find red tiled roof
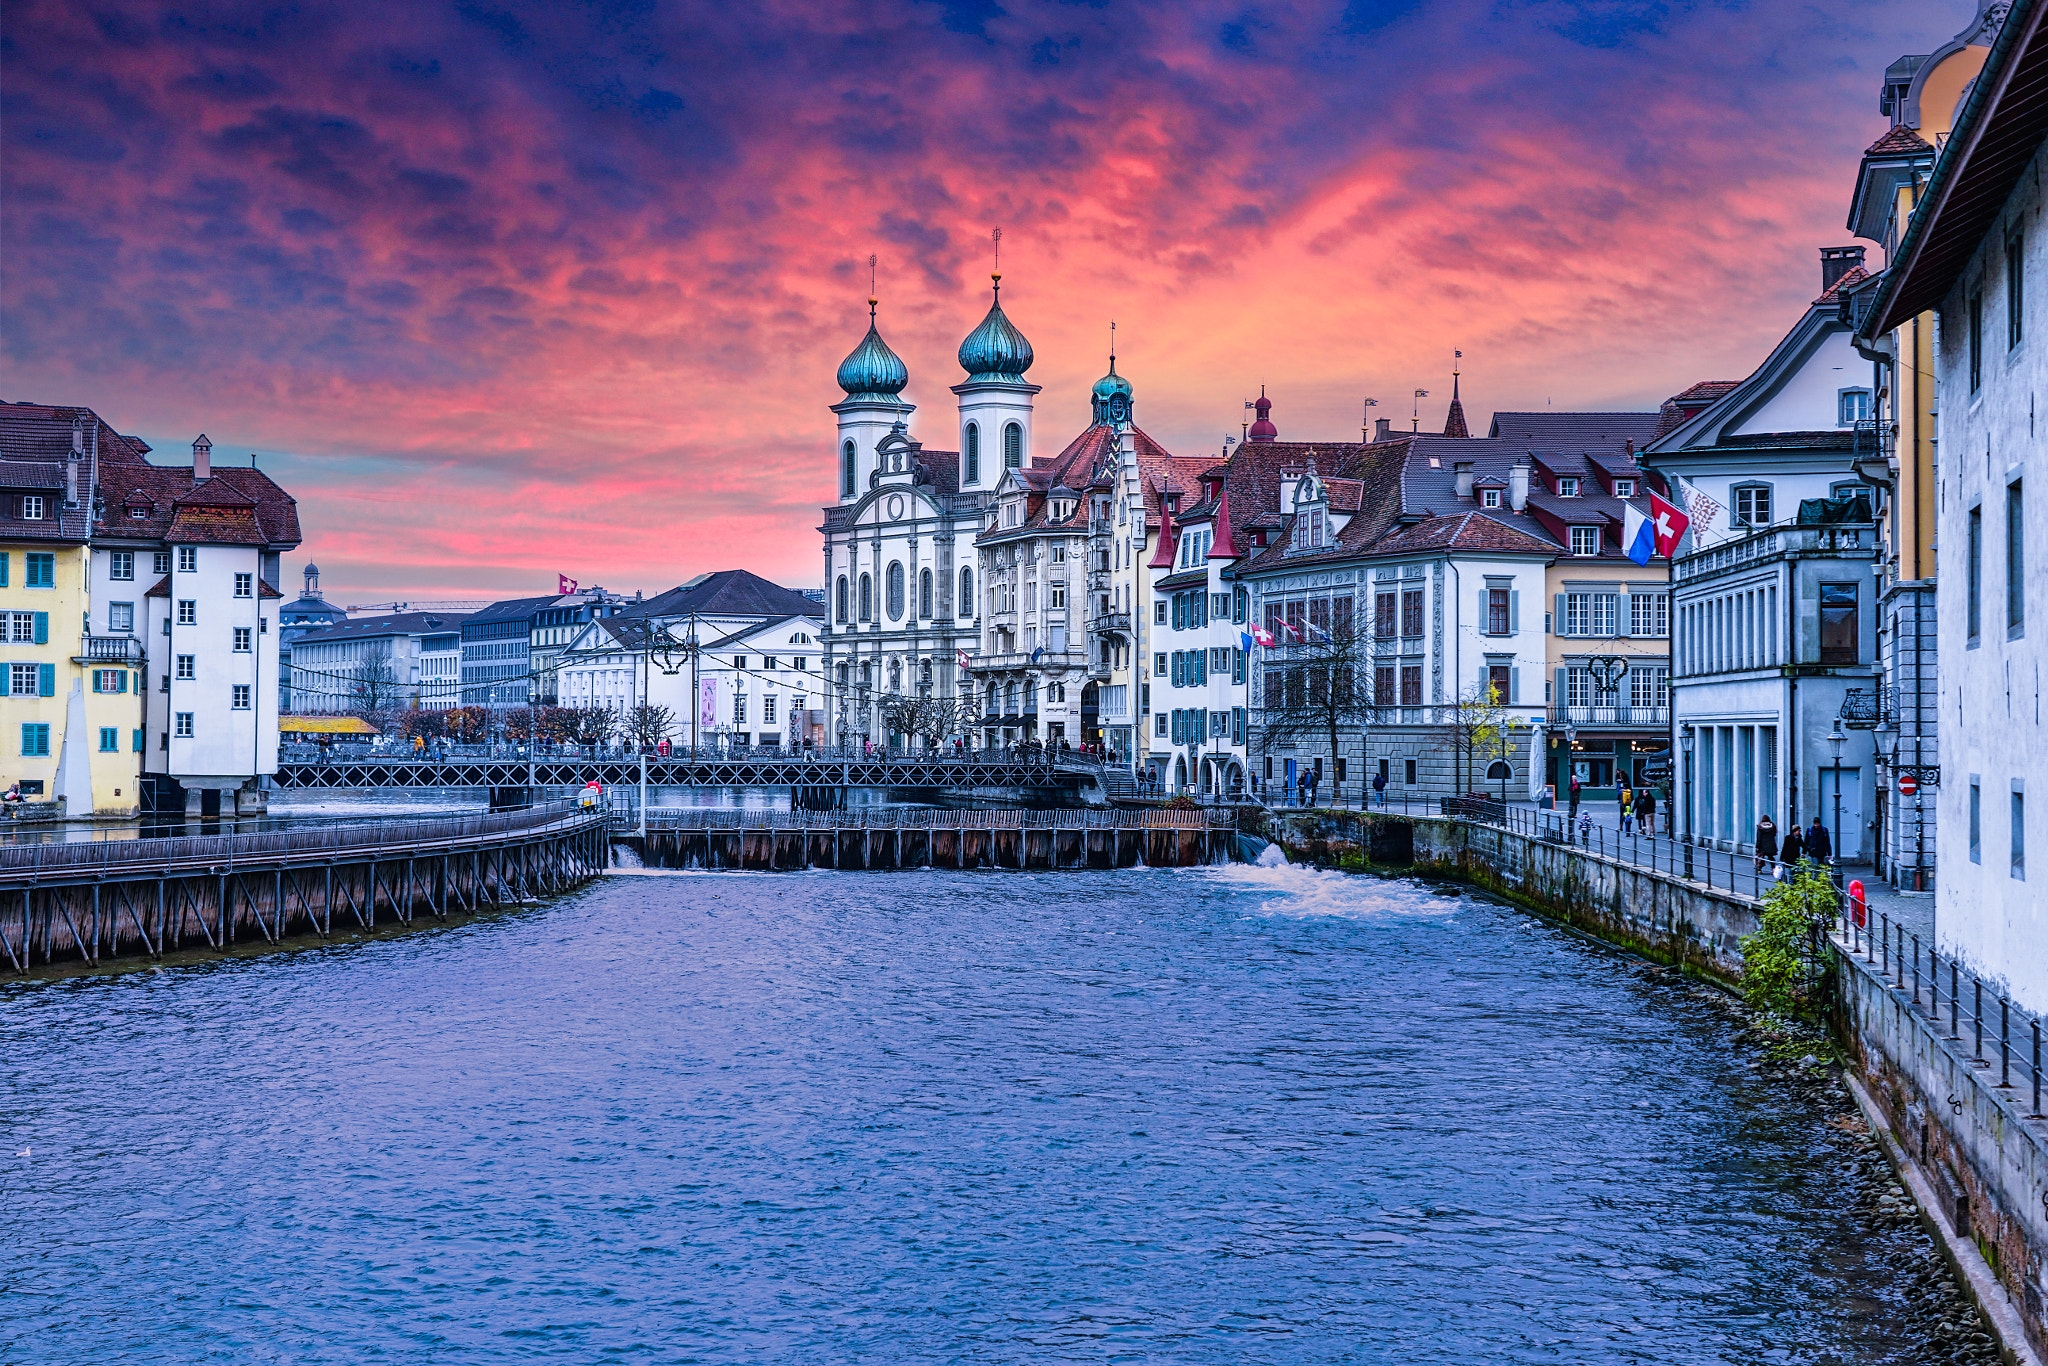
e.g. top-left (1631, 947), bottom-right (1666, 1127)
top-left (1813, 263), bottom-right (1873, 305)
top-left (1865, 123), bottom-right (1935, 156)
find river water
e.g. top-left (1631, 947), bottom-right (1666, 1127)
top-left (0, 866), bottom-right (1931, 1363)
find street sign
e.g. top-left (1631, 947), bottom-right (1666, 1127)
top-left (1898, 774), bottom-right (1919, 797)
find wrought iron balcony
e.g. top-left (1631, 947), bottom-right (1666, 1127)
top-left (1089, 611), bottom-right (1132, 638)
top-left (1546, 703), bottom-right (1670, 728)
top-left (73, 634), bottom-right (146, 665)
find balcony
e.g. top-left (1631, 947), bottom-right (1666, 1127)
top-left (73, 634), bottom-right (146, 665)
top-left (1546, 704), bottom-right (1670, 728)
top-left (1089, 612), bottom-right (1132, 638)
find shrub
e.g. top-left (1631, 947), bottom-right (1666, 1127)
top-left (1739, 866), bottom-right (1838, 1021)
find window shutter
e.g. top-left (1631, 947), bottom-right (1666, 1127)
top-left (1554, 594), bottom-right (1566, 635)
top-left (0, 554), bottom-right (9, 586)
top-left (1478, 590), bottom-right (1489, 633)
top-left (1509, 591), bottom-right (1520, 633)
top-left (0, 669), bottom-right (10, 697)
top-left (1478, 665), bottom-right (1490, 695)
top-left (119, 671), bottom-right (129, 694)
top-left (32, 612), bottom-right (47, 645)
top-left (1555, 668), bottom-right (1567, 708)
top-left (1509, 667), bottom-right (1521, 704)
top-left (38, 664), bottom-right (54, 697)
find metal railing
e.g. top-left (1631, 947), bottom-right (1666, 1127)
top-left (1833, 897), bottom-right (2047, 1120)
top-left (0, 802), bottom-right (601, 883)
top-left (1547, 703), bottom-right (1671, 726)
top-left (638, 807), bottom-right (1233, 830)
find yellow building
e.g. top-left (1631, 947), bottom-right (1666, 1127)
top-left (1841, 5), bottom-right (1997, 889)
top-left (0, 406), bottom-right (147, 817)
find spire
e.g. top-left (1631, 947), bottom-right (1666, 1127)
top-left (836, 288), bottom-right (910, 401)
top-left (1147, 495), bottom-right (1178, 569)
top-left (1091, 324), bottom-right (1135, 425)
top-left (957, 273), bottom-right (1035, 381)
top-left (1442, 355), bottom-right (1469, 439)
top-left (1247, 386), bottom-right (1277, 442)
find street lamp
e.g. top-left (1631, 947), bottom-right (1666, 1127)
top-left (1872, 714), bottom-right (1897, 881)
top-left (1826, 718), bottom-right (1848, 874)
top-left (1680, 723), bottom-right (1695, 879)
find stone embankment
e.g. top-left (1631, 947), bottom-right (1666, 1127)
top-left (1260, 807), bottom-right (2047, 1366)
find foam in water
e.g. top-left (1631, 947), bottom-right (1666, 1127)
top-left (1254, 842), bottom-right (1289, 867)
top-left (611, 843), bottom-right (644, 869)
top-left (1201, 860), bottom-right (1459, 920)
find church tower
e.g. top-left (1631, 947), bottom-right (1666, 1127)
top-left (832, 297), bottom-right (911, 504)
top-left (952, 273), bottom-right (1038, 487)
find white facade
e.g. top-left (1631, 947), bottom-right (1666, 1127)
top-left (138, 541), bottom-right (282, 808)
top-left (1925, 140), bottom-right (2048, 1012)
top-left (287, 613), bottom-right (470, 714)
top-left (559, 612), bottom-right (823, 750)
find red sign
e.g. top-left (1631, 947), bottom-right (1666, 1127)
top-left (1898, 774), bottom-right (1919, 796)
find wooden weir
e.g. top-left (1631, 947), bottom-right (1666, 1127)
top-left (624, 808), bottom-right (1238, 872)
top-left (0, 804), bottom-right (610, 975)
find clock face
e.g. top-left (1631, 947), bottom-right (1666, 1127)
top-left (1108, 396), bottom-right (1130, 423)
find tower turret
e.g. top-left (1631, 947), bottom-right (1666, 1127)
top-left (953, 273), bottom-right (1039, 489)
top-left (832, 296), bottom-right (914, 504)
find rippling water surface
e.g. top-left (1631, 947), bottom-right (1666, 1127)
top-left (1, 867), bottom-right (1915, 1363)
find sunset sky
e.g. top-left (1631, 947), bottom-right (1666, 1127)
top-left (3, 0), bottom-right (1976, 605)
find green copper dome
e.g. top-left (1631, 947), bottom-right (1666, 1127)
top-left (1090, 356), bottom-right (1134, 425)
top-left (957, 277), bottom-right (1034, 382)
top-left (837, 302), bottom-right (909, 400)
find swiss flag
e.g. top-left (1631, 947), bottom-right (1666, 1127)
top-left (1648, 491), bottom-right (1690, 558)
top-left (559, 573), bottom-right (579, 595)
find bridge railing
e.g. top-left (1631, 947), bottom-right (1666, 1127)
top-left (281, 744), bottom-right (1128, 770)
top-left (636, 807), bottom-right (1232, 830)
top-left (0, 802), bottom-right (602, 883)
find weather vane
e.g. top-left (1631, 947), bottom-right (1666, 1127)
top-left (868, 253), bottom-right (877, 296)
top-left (992, 226), bottom-right (1001, 274)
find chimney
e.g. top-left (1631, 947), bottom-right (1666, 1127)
top-left (192, 434), bottom-right (212, 481)
top-left (1820, 245), bottom-right (1866, 293)
top-left (1453, 460), bottom-right (1474, 500)
top-left (1509, 461), bottom-right (1530, 512)
top-left (1373, 417), bottom-right (1392, 441)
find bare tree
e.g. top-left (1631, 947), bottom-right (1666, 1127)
top-left (626, 704), bottom-right (676, 751)
top-left (347, 647), bottom-right (401, 721)
top-left (879, 693), bottom-right (973, 751)
top-left (572, 705), bottom-right (620, 748)
top-left (1256, 626), bottom-right (1381, 799)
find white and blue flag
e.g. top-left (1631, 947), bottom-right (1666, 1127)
top-left (1622, 502), bottom-right (1656, 566)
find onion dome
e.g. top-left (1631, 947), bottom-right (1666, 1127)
top-left (1248, 388), bottom-right (1277, 442)
top-left (957, 275), bottom-right (1035, 381)
top-left (836, 299), bottom-right (909, 400)
top-left (1090, 356), bottom-right (1135, 425)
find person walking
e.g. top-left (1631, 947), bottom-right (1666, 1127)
top-left (1372, 770), bottom-right (1387, 808)
top-left (1752, 813), bottom-right (1778, 874)
top-left (1618, 783), bottom-right (1634, 836)
top-left (1806, 815), bottom-right (1833, 865)
top-left (1635, 785), bottom-right (1657, 838)
top-left (1779, 823), bottom-right (1805, 870)
top-left (1567, 774), bottom-right (1582, 821)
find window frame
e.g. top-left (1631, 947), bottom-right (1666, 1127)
top-left (21, 495), bottom-right (44, 521)
top-left (1569, 525), bottom-right (1601, 557)
top-left (2010, 230), bottom-right (2027, 351)
top-left (1732, 483), bottom-right (1773, 528)
top-left (109, 551), bottom-right (133, 582)
top-left (2009, 479), bottom-right (2026, 639)
top-left (177, 546), bottom-right (198, 572)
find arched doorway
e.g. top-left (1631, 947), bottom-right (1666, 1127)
top-left (1173, 756), bottom-right (1187, 792)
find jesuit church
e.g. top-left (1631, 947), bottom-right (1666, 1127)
top-left (819, 274), bottom-right (1203, 756)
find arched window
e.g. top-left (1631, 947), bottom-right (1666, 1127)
top-left (859, 573), bottom-right (872, 621)
top-left (835, 576), bottom-right (849, 623)
top-left (886, 562), bottom-right (905, 621)
top-left (959, 567), bottom-right (974, 616)
top-left (986, 683), bottom-right (998, 714)
top-left (888, 658), bottom-right (902, 692)
top-left (919, 567), bottom-right (933, 619)
top-left (842, 440), bottom-right (856, 498)
top-left (964, 423), bottom-right (980, 485)
top-left (1003, 422), bottom-right (1023, 468)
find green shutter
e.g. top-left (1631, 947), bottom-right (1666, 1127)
top-left (133, 729), bottom-right (144, 753)
top-left (119, 671), bottom-right (129, 694)
top-left (0, 553), bottom-right (9, 586)
top-left (0, 668), bottom-right (10, 698)
top-left (32, 612), bottom-right (47, 645)
top-left (38, 664), bottom-right (54, 697)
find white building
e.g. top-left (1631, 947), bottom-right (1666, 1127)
top-left (1644, 250), bottom-right (1884, 860)
top-left (92, 435), bottom-right (302, 816)
top-left (818, 291), bottom-right (994, 749)
top-left (1868, 0), bottom-right (2048, 1010)
top-left (286, 611), bottom-right (473, 714)
top-left (557, 570), bottom-right (824, 750)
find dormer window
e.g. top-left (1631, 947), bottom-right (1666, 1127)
top-left (1569, 525), bottom-right (1602, 556)
top-left (1614, 479), bottom-right (1635, 498)
top-left (1481, 488), bottom-right (1501, 509)
top-left (21, 496), bottom-right (43, 520)
top-left (127, 504), bottom-right (148, 518)
top-left (1556, 477), bottom-right (1581, 498)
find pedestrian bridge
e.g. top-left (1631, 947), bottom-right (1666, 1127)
top-left (273, 752), bottom-right (1111, 801)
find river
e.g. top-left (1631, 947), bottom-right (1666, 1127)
top-left (0, 865), bottom-right (1938, 1362)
